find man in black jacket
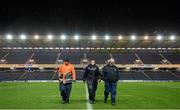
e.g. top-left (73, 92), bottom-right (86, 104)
top-left (102, 58), bottom-right (119, 105)
top-left (83, 60), bottom-right (102, 104)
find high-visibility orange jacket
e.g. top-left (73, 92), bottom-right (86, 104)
top-left (58, 63), bottom-right (76, 80)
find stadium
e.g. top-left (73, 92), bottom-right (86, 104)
top-left (0, 34), bottom-right (180, 109)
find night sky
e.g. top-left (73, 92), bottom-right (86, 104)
top-left (0, 1), bottom-right (180, 36)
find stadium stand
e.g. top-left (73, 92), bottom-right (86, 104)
top-left (162, 53), bottom-right (180, 64)
top-left (112, 53), bottom-right (137, 64)
top-left (0, 70), bottom-right (24, 81)
top-left (119, 71), bottom-right (150, 80)
top-left (145, 71), bottom-right (179, 80)
top-left (6, 52), bottom-right (32, 64)
top-left (33, 52), bottom-right (58, 64)
top-left (137, 54), bottom-right (163, 64)
top-left (0, 48), bottom-right (180, 81)
top-left (0, 70), bottom-right (180, 81)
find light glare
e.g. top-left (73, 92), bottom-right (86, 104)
top-left (34, 35), bottom-right (39, 39)
top-left (20, 34), bottom-right (26, 40)
top-left (131, 35), bottom-right (136, 40)
top-left (61, 35), bottom-right (66, 40)
top-left (6, 34), bottom-right (13, 40)
top-left (118, 36), bottom-right (122, 40)
top-left (74, 35), bottom-right (79, 40)
top-left (157, 35), bottom-right (162, 40)
top-left (47, 35), bottom-right (53, 40)
top-left (92, 35), bottom-right (96, 40)
top-left (170, 35), bottom-right (175, 40)
top-left (144, 36), bottom-right (148, 40)
top-left (105, 35), bottom-right (110, 40)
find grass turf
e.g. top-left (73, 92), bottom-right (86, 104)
top-left (0, 82), bottom-right (180, 109)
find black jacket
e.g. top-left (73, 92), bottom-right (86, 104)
top-left (83, 64), bottom-right (102, 82)
top-left (102, 64), bottom-right (119, 82)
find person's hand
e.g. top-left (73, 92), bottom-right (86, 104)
top-left (59, 78), bottom-right (63, 82)
top-left (63, 80), bottom-right (66, 84)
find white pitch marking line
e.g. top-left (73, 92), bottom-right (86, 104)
top-left (85, 84), bottom-right (93, 110)
top-left (96, 94), bottom-right (132, 97)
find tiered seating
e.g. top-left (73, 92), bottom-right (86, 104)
top-left (0, 51), bottom-right (180, 81)
top-left (138, 54), bottom-right (162, 64)
top-left (33, 52), bottom-right (58, 64)
top-left (163, 53), bottom-right (180, 64)
top-left (145, 71), bottom-right (178, 80)
top-left (0, 70), bottom-right (84, 81)
top-left (172, 71), bottom-right (180, 77)
top-left (1, 70), bottom-right (179, 81)
top-left (86, 53), bottom-right (110, 64)
top-left (34, 71), bottom-right (53, 80)
top-left (112, 54), bottom-right (136, 64)
top-left (119, 71), bottom-right (150, 80)
top-left (60, 53), bottom-right (84, 64)
top-left (0, 71), bottom-right (24, 81)
top-left (6, 52), bottom-right (32, 64)
top-left (1, 52), bottom-right (179, 65)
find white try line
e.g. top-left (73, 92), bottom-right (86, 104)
top-left (85, 84), bottom-right (93, 110)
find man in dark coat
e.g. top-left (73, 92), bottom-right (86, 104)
top-left (83, 60), bottom-right (102, 104)
top-left (102, 58), bottom-right (119, 105)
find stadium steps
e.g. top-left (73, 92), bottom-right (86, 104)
top-left (50, 73), bottom-right (58, 80)
top-left (168, 71), bottom-right (180, 80)
top-left (145, 71), bottom-right (178, 80)
top-left (141, 71), bottom-right (152, 80)
top-left (18, 72), bottom-right (27, 80)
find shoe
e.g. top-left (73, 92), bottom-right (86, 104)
top-left (104, 99), bottom-right (107, 103)
top-left (66, 100), bottom-right (69, 103)
top-left (111, 102), bottom-right (116, 106)
top-left (61, 101), bottom-right (66, 104)
top-left (89, 100), bottom-right (94, 104)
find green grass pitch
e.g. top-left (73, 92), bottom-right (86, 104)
top-left (0, 82), bottom-right (180, 109)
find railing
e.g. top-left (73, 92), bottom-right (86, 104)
top-left (0, 64), bottom-right (179, 69)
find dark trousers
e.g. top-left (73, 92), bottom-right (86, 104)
top-left (104, 82), bottom-right (117, 103)
top-left (87, 80), bottom-right (98, 101)
top-left (59, 83), bottom-right (72, 102)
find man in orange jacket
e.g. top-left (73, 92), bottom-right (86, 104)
top-left (58, 58), bottom-right (76, 104)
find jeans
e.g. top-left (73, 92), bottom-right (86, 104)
top-left (104, 81), bottom-right (117, 103)
top-left (59, 83), bottom-right (72, 102)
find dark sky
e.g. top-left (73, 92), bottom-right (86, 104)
top-left (0, 1), bottom-right (180, 35)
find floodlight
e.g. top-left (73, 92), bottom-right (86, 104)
top-left (118, 36), bottom-right (122, 40)
top-left (170, 35), bottom-right (175, 40)
top-left (131, 35), bottom-right (136, 40)
top-left (156, 35), bottom-right (162, 40)
top-left (105, 35), bottom-right (110, 40)
top-left (20, 34), bottom-right (26, 40)
top-left (74, 35), bottom-right (79, 40)
top-left (92, 35), bottom-right (96, 40)
top-left (61, 35), bottom-right (66, 40)
top-left (34, 35), bottom-right (39, 39)
top-left (47, 35), bottom-right (53, 40)
top-left (6, 34), bottom-right (13, 40)
top-left (144, 36), bottom-right (148, 40)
